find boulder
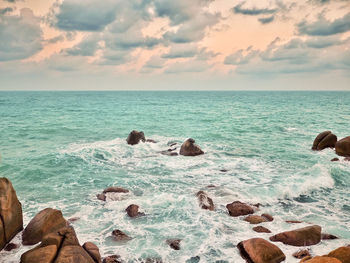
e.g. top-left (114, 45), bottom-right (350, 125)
top-left (126, 130), bottom-right (145, 145)
top-left (226, 201), bottom-right (254, 217)
top-left (166, 239), bottom-right (181, 250)
top-left (96, 193), bottom-right (106, 201)
top-left (125, 204), bottom-right (145, 218)
top-left (103, 187), bottom-right (129, 194)
top-left (293, 249), bottom-right (311, 259)
top-left (261, 214), bottom-right (274, 222)
top-left (244, 215), bottom-right (268, 224)
top-left (112, 229), bottom-right (131, 241)
top-left (312, 131), bottom-right (337, 151)
top-left (83, 242), bottom-right (102, 263)
top-left (335, 137), bottom-right (350, 157)
top-left (331, 158), bottom-right (340, 162)
top-left (22, 208), bottom-right (67, 245)
top-left (321, 233), bottom-right (338, 240)
top-left (252, 226), bottom-right (271, 233)
top-left (179, 138), bottom-right (204, 156)
top-left (269, 225), bottom-right (321, 246)
top-left (0, 177), bottom-right (23, 251)
top-left (196, 191), bottom-right (214, 211)
top-left (237, 238), bottom-right (286, 263)
top-left (301, 257), bottom-right (342, 263)
top-left (327, 246), bottom-right (350, 263)
top-left (103, 255), bottom-right (122, 263)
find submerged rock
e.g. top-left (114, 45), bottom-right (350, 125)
top-left (321, 233), bottom-right (339, 240)
top-left (112, 229), bottom-right (131, 241)
top-left (226, 201), bottom-right (254, 217)
top-left (312, 131), bottom-right (337, 151)
top-left (269, 225), bottom-right (321, 246)
top-left (252, 226), bottom-right (271, 233)
top-left (126, 130), bottom-right (146, 145)
top-left (179, 138), bottom-right (204, 156)
top-left (196, 191), bottom-right (214, 211)
top-left (0, 177), bottom-right (23, 251)
top-left (103, 255), bottom-right (122, 263)
top-left (238, 238), bottom-right (286, 263)
top-left (166, 239), bottom-right (181, 250)
top-left (327, 246), bottom-right (350, 263)
top-left (125, 204), bottom-right (145, 218)
top-left (335, 136), bottom-right (350, 157)
top-left (331, 158), bottom-right (340, 162)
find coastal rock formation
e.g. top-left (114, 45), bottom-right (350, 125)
top-left (312, 131), bottom-right (337, 151)
top-left (269, 225), bottom-right (321, 246)
top-left (331, 158), bottom-right (340, 162)
top-left (327, 246), bottom-right (350, 263)
top-left (22, 208), bottom-right (67, 245)
top-left (126, 130), bottom-right (146, 145)
top-left (293, 249), bottom-right (311, 259)
top-left (96, 193), bottom-right (106, 201)
top-left (321, 233), bottom-right (338, 240)
top-left (125, 204), bottom-right (145, 218)
top-left (301, 257), bottom-right (342, 263)
top-left (252, 226), bottom-right (271, 233)
top-left (103, 187), bottom-right (129, 194)
top-left (179, 138), bottom-right (204, 156)
top-left (244, 215), bottom-right (268, 224)
top-left (103, 255), bottom-right (122, 263)
top-left (4, 242), bottom-right (19, 251)
top-left (335, 136), bottom-right (350, 157)
top-left (226, 201), bottom-right (254, 217)
top-left (237, 238), bottom-right (286, 263)
top-left (20, 226), bottom-right (99, 263)
top-left (196, 191), bottom-right (214, 211)
top-left (261, 213), bottom-right (274, 221)
top-left (112, 229), bottom-right (131, 241)
top-left (166, 239), bottom-right (181, 250)
top-left (0, 177), bottom-right (23, 251)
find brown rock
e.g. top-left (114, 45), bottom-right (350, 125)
top-left (331, 158), bottom-right (340, 162)
top-left (335, 136), bottom-right (350, 157)
top-left (253, 226), bottom-right (271, 233)
top-left (83, 242), bottom-right (102, 263)
top-left (166, 239), bottom-right (181, 250)
top-left (103, 255), bottom-right (122, 263)
top-left (226, 201), bottom-right (254, 217)
top-left (112, 229), bottom-right (131, 241)
top-left (327, 246), bottom-right (350, 263)
top-left (244, 215), bottom-right (268, 224)
top-left (22, 208), bottom-right (67, 245)
top-left (196, 191), bottom-right (214, 211)
top-left (238, 238), bottom-right (286, 263)
top-left (96, 193), bottom-right (106, 201)
top-left (300, 256), bottom-right (313, 262)
top-left (0, 177), bottom-right (23, 251)
top-left (286, 220), bottom-right (303, 224)
top-left (293, 249), bottom-right (311, 259)
top-left (146, 139), bottom-right (157, 143)
top-left (321, 233), bottom-right (339, 240)
top-left (302, 256), bottom-right (342, 263)
top-left (20, 245), bottom-right (58, 263)
top-left (270, 225), bottom-right (321, 246)
top-left (312, 131), bottom-right (337, 151)
top-left (345, 157), bottom-right (350, 161)
top-left (55, 245), bottom-right (96, 263)
top-left (126, 130), bottom-right (146, 145)
top-left (179, 138), bottom-right (204, 156)
top-left (103, 187), bottom-right (129, 194)
top-left (160, 150), bottom-right (178, 156)
top-left (125, 204), bottom-right (145, 218)
top-left (4, 242), bottom-right (19, 251)
top-left (262, 214), bottom-right (274, 222)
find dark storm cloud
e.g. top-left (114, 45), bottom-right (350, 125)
top-left (258, 16), bottom-right (274, 24)
top-left (233, 3), bottom-right (277, 16)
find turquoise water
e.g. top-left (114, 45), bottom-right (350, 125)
top-left (0, 91), bottom-right (349, 262)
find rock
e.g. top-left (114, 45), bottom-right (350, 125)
top-left (21, 244), bottom-right (58, 263)
top-left (0, 177), bottom-right (23, 251)
top-left (83, 242), bottom-right (102, 263)
top-left (312, 131), bottom-right (337, 151)
top-left (22, 208), bottom-right (67, 245)
top-left (146, 139), bottom-right (157, 143)
top-left (269, 225), bottom-right (321, 246)
top-left (166, 239), bottom-right (181, 250)
top-left (186, 256), bottom-right (200, 263)
top-left (327, 246), bottom-right (350, 263)
top-left (207, 184), bottom-right (216, 188)
top-left (96, 193), bottom-right (106, 201)
top-left (196, 191), bottom-right (214, 211)
top-left (226, 201), bottom-right (254, 217)
top-left (335, 136), bottom-right (350, 157)
top-left (286, 220), bottom-right (303, 224)
top-left (125, 204), bottom-right (145, 218)
top-left (331, 158), bottom-right (340, 162)
top-left (4, 242), bottom-right (19, 251)
top-left (301, 256), bottom-right (313, 262)
top-left (160, 150), bottom-right (178, 156)
top-left (244, 215), bottom-right (268, 224)
top-left (179, 138), bottom-right (204, 156)
top-left (262, 213), bottom-right (274, 222)
top-left (56, 245), bottom-right (96, 263)
top-left (126, 130), bottom-right (146, 145)
top-left (321, 233), bottom-right (339, 240)
top-left (68, 217), bottom-right (80, 224)
top-left (301, 256), bottom-right (342, 263)
top-left (103, 255), bottom-right (122, 263)
top-left (252, 226), bottom-right (271, 233)
top-left (103, 187), bottom-right (129, 194)
top-left (112, 229), bottom-right (131, 241)
top-left (293, 249), bottom-right (311, 259)
top-left (345, 157), bottom-right (350, 161)
top-left (220, 169), bottom-right (228, 172)
top-left (238, 238), bottom-right (286, 263)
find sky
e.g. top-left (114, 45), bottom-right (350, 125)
top-left (0, 0), bottom-right (349, 90)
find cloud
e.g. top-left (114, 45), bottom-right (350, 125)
top-left (224, 47), bottom-right (259, 65)
top-left (66, 34), bottom-right (101, 56)
top-left (0, 7), bottom-right (13, 14)
top-left (258, 16), bottom-right (274, 24)
top-left (165, 59), bottom-right (212, 73)
top-left (298, 13), bottom-right (350, 36)
top-left (161, 44), bottom-right (198, 59)
top-left (232, 3), bottom-right (277, 16)
top-left (144, 55), bottom-right (165, 69)
top-left (0, 8), bottom-right (42, 61)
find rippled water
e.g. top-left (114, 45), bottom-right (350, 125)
top-left (0, 91), bottom-right (349, 262)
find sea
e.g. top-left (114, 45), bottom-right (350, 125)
top-left (0, 91), bottom-right (349, 262)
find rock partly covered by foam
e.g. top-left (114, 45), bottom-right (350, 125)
top-left (269, 225), bottom-right (321, 246)
top-left (112, 229), bottom-right (131, 241)
top-left (196, 191), bottom-right (214, 211)
top-left (166, 239), bottom-right (181, 250)
top-left (312, 131), bottom-right (337, 151)
top-left (244, 215), bottom-right (268, 224)
top-left (125, 204), bottom-right (145, 218)
top-left (253, 226), bottom-right (271, 233)
top-left (179, 138), bottom-right (204, 156)
top-left (238, 238), bottom-right (286, 263)
top-left (22, 208), bottom-right (67, 245)
top-left (0, 177), bottom-right (23, 251)
top-left (335, 136), bottom-right (350, 157)
top-left (226, 201), bottom-right (254, 217)
top-left (293, 249), bottom-right (311, 259)
top-left (126, 130), bottom-right (146, 145)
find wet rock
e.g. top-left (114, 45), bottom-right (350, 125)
top-left (335, 136), bottom-right (350, 157)
top-left (301, 256), bottom-right (342, 263)
top-left (126, 130), bottom-right (146, 145)
top-left (312, 131), bottom-right (337, 151)
top-left (0, 177), bottom-right (23, 251)
top-left (179, 138), bottom-right (204, 156)
top-left (146, 139), bottom-right (157, 143)
top-left (270, 225), bottom-right (321, 247)
top-left (160, 150), bottom-right (178, 156)
top-left (112, 229), bottom-right (131, 241)
top-left (207, 184), bottom-right (216, 188)
top-left (168, 142), bottom-right (177, 147)
top-left (300, 256), bottom-right (313, 262)
top-left (244, 215), bottom-right (268, 224)
top-left (238, 238), bottom-right (286, 263)
top-left (186, 256), bottom-right (200, 263)
top-left (345, 157), bottom-right (350, 161)
top-left (166, 239), bottom-right (181, 250)
top-left (83, 242), bottom-right (102, 263)
top-left (103, 187), bottom-right (129, 194)
top-left (327, 246), bottom-right (350, 263)
top-left (321, 233), bottom-right (339, 240)
top-left (253, 203), bottom-right (262, 208)
top-left (331, 158), bottom-right (340, 162)
top-left (125, 204), bottom-right (145, 218)
top-left (220, 169), bottom-right (228, 172)
top-left (226, 201), bottom-right (254, 217)
top-left (4, 242), bottom-right (19, 251)
top-left (97, 193), bottom-right (106, 201)
top-left (196, 191), bottom-right (214, 211)
top-left (252, 226), bottom-right (271, 233)
top-left (286, 220), bottom-right (303, 224)
top-left (22, 208), bottom-right (67, 245)
top-left (293, 249), bottom-right (311, 259)
top-left (103, 255), bottom-right (122, 263)
top-left (68, 217), bottom-right (80, 224)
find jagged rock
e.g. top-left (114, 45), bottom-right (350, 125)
top-left (126, 130), bottom-right (146, 145)
top-left (166, 239), bottom-right (181, 250)
top-left (226, 201), bottom-right (254, 217)
top-left (179, 138), bottom-right (204, 156)
top-left (196, 191), bottom-right (214, 211)
top-left (312, 131), bottom-right (337, 151)
top-left (83, 242), bottom-right (102, 263)
top-left (327, 246), bottom-right (350, 263)
top-left (238, 238), bottom-right (286, 263)
top-left (112, 229), bottom-right (131, 241)
top-left (270, 225), bottom-right (321, 246)
top-left (293, 249), bottom-right (311, 259)
top-left (22, 208), bottom-right (67, 245)
top-left (335, 136), bottom-right (350, 157)
top-left (125, 204), bottom-right (145, 218)
top-left (252, 226), bottom-right (271, 233)
top-left (0, 177), bottom-right (23, 251)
